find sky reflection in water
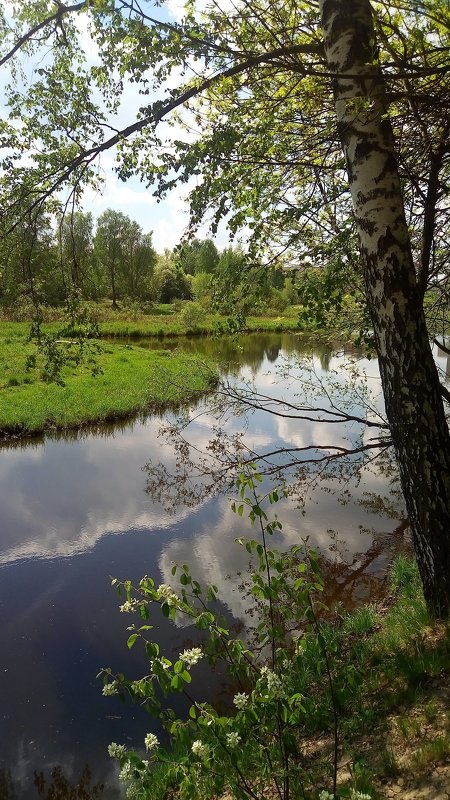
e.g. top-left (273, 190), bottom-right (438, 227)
top-left (0, 333), bottom-right (411, 797)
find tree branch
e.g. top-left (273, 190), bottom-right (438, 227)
top-left (0, 1), bottom-right (87, 69)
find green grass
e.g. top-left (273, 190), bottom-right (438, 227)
top-left (0, 305), bottom-right (304, 438)
top-left (97, 308), bottom-right (302, 338)
top-left (278, 559), bottom-right (449, 794)
top-left (286, 558), bottom-right (449, 796)
top-left (0, 331), bottom-right (217, 437)
top-left (0, 303), bottom-right (303, 340)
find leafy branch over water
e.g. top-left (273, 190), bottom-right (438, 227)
top-left (144, 350), bottom-right (394, 514)
top-left (99, 465), bottom-right (438, 800)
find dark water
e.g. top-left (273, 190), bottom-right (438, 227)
top-left (0, 332), bottom-right (421, 798)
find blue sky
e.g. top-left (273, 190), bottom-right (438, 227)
top-left (76, 0), bottom-right (235, 252)
top-left (2, 0), bottom-right (234, 252)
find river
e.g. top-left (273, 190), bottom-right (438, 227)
top-left (0, 331), bottom-right (430, 798)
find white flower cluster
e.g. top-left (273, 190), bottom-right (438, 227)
top-left (119, 760), bottom-right (132, 782)
top-left (225, 732), bottom-right (241, 749)
top-left (151, 657), bottom-right (170, 673)
top-left (319, 792), bottom-right (334, 800)
top-left (108, 742), bottom-right (127, 759)
top-left (156, 584), bottom-right (178, 605)
top-left (144, 732), bottom-right (159, 752)
top-left (259, 666), bottom-right (283, 694)
top-left (102, 681), bottom-right (119, 696)
top-left (179, 647), bottom-right (203, 666)
top-left (233, 692), bottom-right (248, 710)
top-left (120, 599), bottom-right (140, 613)
top-left (191, 740), bottom-right (209, 759)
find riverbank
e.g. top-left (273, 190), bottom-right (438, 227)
top-left (307, 558), bottom-right (450, 799)
top-left (0, 307), bottom-right (313, 440)
top-left (0, 331), bottom-right (217, 439)
top-left (0, 303), bottom-right (304, 338)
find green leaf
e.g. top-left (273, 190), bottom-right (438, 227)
top-left (127, 633), bottom-right (139, 649)
top-left (171, 674), bottom-right (184, 690)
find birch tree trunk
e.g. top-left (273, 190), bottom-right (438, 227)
top-left (319, 0), bottom-right (450, 615)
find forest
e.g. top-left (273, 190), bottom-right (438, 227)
top-left (0, 208), bottom-right (260, 308)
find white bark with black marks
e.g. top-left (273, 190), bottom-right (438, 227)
top-left (319, 0), bottom-right (450, 615)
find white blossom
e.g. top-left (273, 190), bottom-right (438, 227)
top-left (350, 791), bottom-right (372, 800)
top-left (179, 647), bottom-right (203, 666)
top-left (225, 732), bottom-right (241, 748)
top-left (102, 681), bottom-right (119, 696)
top-left (144, 732), bottom-right (159, 752)
top-left (233, 692), bottom-right (248, 710)
top-left (120, 599), bottom-right (140, 613)
top-left (119, 760), bottom-right (132, 782)
top-left (319, 792), bottom-right (334, 800)
top-left (156, 584), bottom-right (178, 605)
top-left (151, 657), bottom-right (170, 672)
top-left (108, 742), bottom-right (127, 759)
top-left (259, 666), bottom-right (283, 694)
top-left (191, 740), bottom-right (209, 759)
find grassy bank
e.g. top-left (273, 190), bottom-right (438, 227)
top-left (0, 331), bottom-right (217, 438)
top-left (303, 556), bottom-right (450, 797)
top-left (0, 305), bottom-right (306, 439)
top-left (0, 302), bottom-right (303, 339)
top-left (97, 310), bottom-right (303, 337)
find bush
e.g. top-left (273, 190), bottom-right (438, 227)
top-left (179, 301), bottom-right (204, 330)
top-left (101, 469), bottom-right (344, 800)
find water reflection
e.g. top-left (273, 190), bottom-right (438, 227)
top-left (132, 331), bottom-right (350, 378)
top-left (0, 765), bottom-right (105, 799)
top-left (0, 333), bottom-right (403, 798)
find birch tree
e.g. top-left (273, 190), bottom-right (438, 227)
top-left (318, 0), bottom-right (450, 614)
top-left (1, 0), bottom-right (450, 612)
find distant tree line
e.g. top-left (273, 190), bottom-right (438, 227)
top-left (0, 208), bottom-right (292, 314)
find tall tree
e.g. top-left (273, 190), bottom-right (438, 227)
top-left (0, 208), bottom-right (59, 308)
top-left (1, 0), bottom-right (450, 612)
top-left (177, 238), bottom-right (220, 275)
top-left (59, 210), bottom-right (94, 294)
top-left (122, 227), bottom-right (157, 300)
top-left (93, 210), bottom-right (128, 308)
top-left (318, 0), bottom-right (450, 613)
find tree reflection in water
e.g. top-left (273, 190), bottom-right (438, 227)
top-left (0, 766), bottom-right (105, 800)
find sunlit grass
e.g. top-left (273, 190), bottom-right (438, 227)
top-left (0, 333), bottom-right (217, 436)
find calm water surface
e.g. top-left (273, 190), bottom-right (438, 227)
top-left (0, 332), bottom-right (423, 798)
